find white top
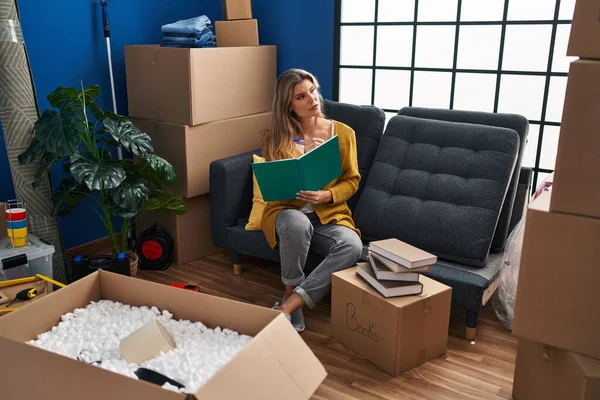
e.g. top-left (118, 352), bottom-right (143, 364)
top-left (297, 121), bottom-right (335, 214)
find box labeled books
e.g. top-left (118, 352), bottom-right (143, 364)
top-left (331, 265), bottom-right (451, 376)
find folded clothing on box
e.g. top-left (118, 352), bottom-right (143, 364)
top-left (160, 15), bottom-right (216, 48)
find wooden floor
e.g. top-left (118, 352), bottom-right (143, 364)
top-left (136, 251), bottom-right (517, 400)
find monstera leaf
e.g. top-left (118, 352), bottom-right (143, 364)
top-left (48, 85), bottom-right (102, 118)
top-left (143, 154), bottom-right (176, 183)
top-left (32, 153), bottom-right (60, 189)
top-left (70, 151), bottom-right (126, 190)
top-left (143, 190), bottom-right (187, 215)
top-left (110, 178), bottom-right (150, 214)
top-left (18, 137), bottom-right (45, 164)
top-left (103, 118), bottom-right (153, 156)
top-left (33, 109), bottom-right (82, 157)
top-left (52, 177), bottom-right (90, 217)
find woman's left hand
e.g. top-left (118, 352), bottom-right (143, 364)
top-left (297, 190), bottom-right (332, 205)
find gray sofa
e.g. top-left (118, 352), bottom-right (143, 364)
top-left (209, 100), bottom-right (532, 339)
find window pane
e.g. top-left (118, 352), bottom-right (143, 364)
top-left (417, 0), bottom-right (458, 22)
top-left (507, 0), bottom-right (556, 21)
top-left (412, 71), bottom-right (452, 109)
top-left (341, 0), bottom-right (375, 23)
top-left (498, 75), bottom-right (546, 120)
top-left (522, 124), bottom-right (540, 168)
top-left (340, 26), bottom-right (374, 66)
top-left (540, 125), bottom-right (560, 170)
top-left (552, 24), bottom-right (577, 73)
top-left (502, 25), bottom-right (552, 72)
top-left (559, 0), bottom-right (576, 20)
top-left (415, 26), bottom-right (456, 68)
top-left (339, 68), bottom-right (373, 106)
top-left (461, 0), bottom-right (505, 21)
top-left (453, 73), bottom-right (497, 112)
top-left (376, 26), bottom-right (413, 67)
top-left (384, 112), bottom-right (397, 130)
top-left (546, 77), bottom-right (568, 123)
top-left (374, 69), bottom-right (411, 110)
top-left (378, 0), bottom-right (415, 22)
top-left (457, 26), bottom-right (501, 70)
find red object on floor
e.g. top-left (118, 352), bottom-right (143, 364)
top-left (168, 283), bottom-right (200, 292)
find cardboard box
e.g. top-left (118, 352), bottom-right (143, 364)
top-left (567, 0), bottom-right (600, 59)
top-left (331, 264), bottom-right (451, 376)
top-left (136, 194), bottom-right (220, 265)
top-left (551, 60), bottom-right (600, 219)
top-left (0, 270), bottom-right (327, 399)
top-left (216, 19), bottom-right (259, 47)
top-left (221, 0), bottom-right (252, 20)
top-left (513, 190), bottom-right (600, 359)
top-left (513, 339), bottom-right (600, 400)
top-left (133, 112), bottom-right (269, 198)
top-left (124, 45), bottom-right (276, 126)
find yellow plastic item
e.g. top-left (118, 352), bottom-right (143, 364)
top-left (0, 274), bottom-right (66, 289)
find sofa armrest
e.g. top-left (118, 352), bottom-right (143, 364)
top-left (508, 166), bottom-right (533, 235)
top-left (209, 150), bottom-right (257, 248)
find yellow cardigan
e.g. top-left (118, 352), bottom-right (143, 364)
top-left (260, 120), bottom-right (361, 249)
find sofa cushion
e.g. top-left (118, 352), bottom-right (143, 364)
top-left (398, 107), bottom-right (529, 253)
top-left (353, 115), bottom-right (519, 267)
top-left (425, 252), bottom-right (504, 312)
top-left (323, 100), bottom-right (385, 212)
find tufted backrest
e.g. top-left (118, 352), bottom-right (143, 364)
top-left (353, 115), bottom-right (519, 267)
top-left (397, 107), bottom-right (529, 253)
top-left (323, 100), bottom-right (386, 212)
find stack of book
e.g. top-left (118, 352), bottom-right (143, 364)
top-left (356, 238), bottom-right (438, 298)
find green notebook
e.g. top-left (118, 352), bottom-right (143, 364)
top-left (251, 135), bottom-right (343, 202)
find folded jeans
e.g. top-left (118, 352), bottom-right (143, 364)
top-left (161, 15), bottom-right (212, 36)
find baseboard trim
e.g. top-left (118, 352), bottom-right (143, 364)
top-left (66, 233), bottom-right (123, 260)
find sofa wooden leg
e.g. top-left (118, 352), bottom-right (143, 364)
top-left (465, 310), bottom-right (478, 340)
top-left (232, 252), bottom-right (242, 275)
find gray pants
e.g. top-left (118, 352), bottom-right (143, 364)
top-left (276, 210), bottom-right (363, 308)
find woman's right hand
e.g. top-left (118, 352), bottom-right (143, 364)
top-left (304, 137), bottom-right (325, 153)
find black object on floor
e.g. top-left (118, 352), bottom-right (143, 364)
top-left (134, 367), bottom-right (185, 389)
top-left (71, 253), bottom-right (131, 281)
top-left (135, 224), bottom-right (173, 271)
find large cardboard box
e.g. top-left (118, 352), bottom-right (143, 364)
top-left (136, 194), bottom-right (220, 265)
top-left (0, 270), bottom-right (327, 399)
top-left (567, 0), bottom-right (600, 59)
top-left (513, 190), bottom-right (600, 359)
top-left (513, 339), bottom-right (600, 400)
top-left (124, 45), bottom-right (276, 126)
top-left (216, 19), bottom-right (259, 47)
top-left (221, 0), bottom-right (252, 20)
top-left (331, 265), bottom-right (451, 376)
top-left (133, 112), bottom-right (269, 198)
top-left (551, 60), bottom-right (600, 219)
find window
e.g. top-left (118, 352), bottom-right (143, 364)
top-left (334, 0), bottom-right (576, 190)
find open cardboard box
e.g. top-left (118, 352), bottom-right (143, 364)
top-left (0, 270), bottom-right (327, 399)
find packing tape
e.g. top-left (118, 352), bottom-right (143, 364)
top-left (0, 19), bottom-right (24, 43)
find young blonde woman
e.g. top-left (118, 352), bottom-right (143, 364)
top-left (260, 69), bottom-right (363, 332)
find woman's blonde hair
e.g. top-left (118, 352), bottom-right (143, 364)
top-left (262, 69), bottom-right (325, 161)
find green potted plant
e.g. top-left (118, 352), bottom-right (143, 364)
top-left (17, 83), bottom-right (186, 273)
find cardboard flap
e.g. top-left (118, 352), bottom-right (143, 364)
top-left (0, 272), bottom-right (101, 342)
top-left (195, 314), bottom-right (326, 399)
top-left (98, 270), bottom-right (278, 336)
top-left (0, 336), bottom-right (184, 400)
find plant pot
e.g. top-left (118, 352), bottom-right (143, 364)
top-left (126, 251), bottom-right (139, 277)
